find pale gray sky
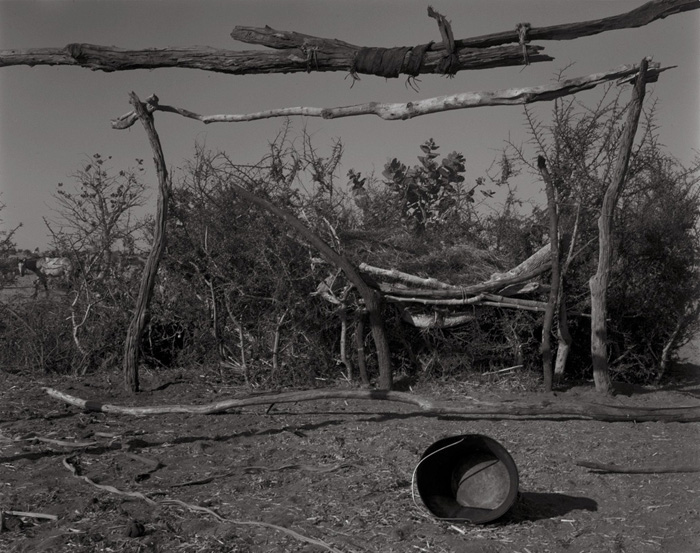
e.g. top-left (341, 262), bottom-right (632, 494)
top-left (1, 0), bottom-right (698, 250)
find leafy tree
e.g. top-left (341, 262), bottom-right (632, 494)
top-left (40, 154), bottom-right (152, 375)
top-left (381, 139), bottom-right (476, 237)
top-left (50, 153), bottom-right (149, 274)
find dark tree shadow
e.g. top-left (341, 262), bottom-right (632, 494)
top-left (505, 491), bottom-right (598, 522)
top-left (552, 361), bottom-right (700, 398)
top-left (658, 362), bottom-right (700, 399)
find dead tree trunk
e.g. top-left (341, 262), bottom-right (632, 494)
top-left (122, 93), bottom-right (170, 393)
top-left (590, 58), bottom-right (648, 394)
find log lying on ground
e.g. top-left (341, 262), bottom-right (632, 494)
top-left (43, 387), bottom-right (700, 423)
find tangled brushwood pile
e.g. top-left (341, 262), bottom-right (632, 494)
top-left (2, 92), bottom-right (699, 388)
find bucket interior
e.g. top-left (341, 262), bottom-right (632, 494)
top-left (415, 434), bottom-right (519, 523)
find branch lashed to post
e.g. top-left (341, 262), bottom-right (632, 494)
top-left (2, 1), bottom-right (695, 76)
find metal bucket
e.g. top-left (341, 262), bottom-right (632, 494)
top-left (413, 434), bottom-right (519, 523)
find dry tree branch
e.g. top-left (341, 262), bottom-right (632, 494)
top-left (385, 293), bottom-right (547, 311)
top-left (43, 386), bottom-right (700, 422)
top-left (0, 41), bottom-right (547, 76)
top-left (3, 1), bottom-right (694, 75)
top-left (1, 511), bottom-right (58, 522)
top-left (62, 456), bottom-right (345, 553)
top-left (359, 263), bottom-right (457, 289)
top-left (111, 62), bottom-right (671, 130)
top-left (173, 462), bottom-right (355, 487)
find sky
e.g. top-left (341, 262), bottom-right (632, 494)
top-left (0, 0), bottom-right (698, 251)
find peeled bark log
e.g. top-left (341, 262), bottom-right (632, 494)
top-left (111, 62), bottom-right (668, 129)
top-left (359, 263), bottom-right (456, 290)
top-left (380, 244), bottom-right (552, 301)
top-left (590, 59), bottom-right (648, 394)
top-left (43, 386), bottom-right (700, 423)
top-left (400, 308), bottom-right (476, 329)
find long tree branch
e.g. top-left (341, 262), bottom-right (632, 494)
top-left (3, 1), bottom-right (694, 76)
top-left (0, 42), bottom-right (547, 75)
top-left (111, 62), bottom-right (669, 129)
top-left (449, 0), bottom-right (699, 48)
top-left (232, 1), bottom-right (698, 50)
top-left (43, 386), bottom-right (700, 422)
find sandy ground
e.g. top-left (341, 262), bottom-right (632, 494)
top-left (1, 365), bottom-right (698, 553)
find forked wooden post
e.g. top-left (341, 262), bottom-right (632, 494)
top-left (122, 93), bottom-right (170, 393)
top-left (589, 58), bottom-right (649, 394)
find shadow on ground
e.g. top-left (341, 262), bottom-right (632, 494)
top-left (509, 491), bottom-right (598, 522)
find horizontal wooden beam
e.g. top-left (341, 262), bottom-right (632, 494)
top-left (2, 1), bottom-right (695, 78)
top-left (111, 61), bottom-right (669, 129)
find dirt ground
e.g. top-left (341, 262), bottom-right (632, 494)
top-left (1, 354), bottom-right (699, 553)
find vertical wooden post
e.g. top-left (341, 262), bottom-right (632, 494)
top-left (589, 59), bottom-right (648, 394)
top-left (354, 312), bottom-right (371, 388)
top-left (538, 155), bottom-right (559, 392)
top-left (123, 93), bottom-right (170, 392)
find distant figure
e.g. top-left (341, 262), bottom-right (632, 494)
top-left (18, 257), bottom-right (74, 297)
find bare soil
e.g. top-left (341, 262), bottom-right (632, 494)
top-left (1, 361), bottom-right (699, 553)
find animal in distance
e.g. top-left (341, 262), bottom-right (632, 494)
top-left (18, 257), bottom-right (74, 297)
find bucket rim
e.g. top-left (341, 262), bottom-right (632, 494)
top-left (412, 433), bottom-right (519, 523)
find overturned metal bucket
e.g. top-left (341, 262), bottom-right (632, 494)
top-left (413, 434), bottom-right (519, 523)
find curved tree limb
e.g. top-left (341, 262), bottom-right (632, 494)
top-left (449, 0), bottom-right (700, 48)
top-left (43, 386), bottom-right (700, 422)
top-left (231, 1), bottom-right (698, 51)
top-left (111, 62), bottom-right (670, 130)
